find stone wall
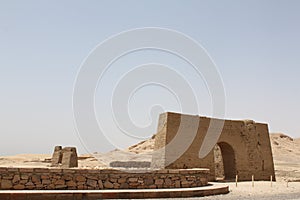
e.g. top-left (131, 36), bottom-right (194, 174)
top-left (152, 112), bottom-right (276, 181)
top-left (0, 167), bottom-right (209, 190)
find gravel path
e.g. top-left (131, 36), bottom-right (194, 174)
top-left (203, 181), bottom-right (300, 200)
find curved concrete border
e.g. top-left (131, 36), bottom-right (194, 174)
top-left (0, 183), bottom-right (229, 199)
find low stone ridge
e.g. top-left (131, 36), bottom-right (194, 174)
top-left (109, 161), bottom-right (151, 168)
top-left (0, 167), bottom-right (209, 190)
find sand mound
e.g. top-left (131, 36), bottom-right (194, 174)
top-left (126, 135), bottom-right (156, 154)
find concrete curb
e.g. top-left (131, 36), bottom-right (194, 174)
top-left (0, 183), bottom-right (229, 199)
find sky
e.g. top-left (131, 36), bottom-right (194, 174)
top-left (0, 0), bottom-right (299, 155)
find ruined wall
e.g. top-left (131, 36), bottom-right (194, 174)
top-left (51, 146), bottom-right (78, 168)
top-left (152, 112), bottom-right (276, 181)
top-left (0, 167), bottom-right (208, 190)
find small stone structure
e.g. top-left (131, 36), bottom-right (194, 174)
top-left (152, 112), bottom-right (276, 181)
top-left (0, 167), bottom-right (208, 190)
top-left (51, 146), bottom-right (78, 168)
top-left (51, 146), bottom-right (63, 167)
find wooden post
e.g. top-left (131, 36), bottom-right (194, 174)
top-left (252, 175), bottom-right (254, 187)
top-left (270, 175), bottom-right (273, 187)
top-left (236, 175), bottom-right (238, 187)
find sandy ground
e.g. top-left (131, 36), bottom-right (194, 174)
top-left (150, 182), bottom-right (300, 200)
top-left (270, 133), bottom-right (300, 182)
top-left (0, 153), bottom-right (105, 169)
top-left (216, 181), bottom-right (300, 200)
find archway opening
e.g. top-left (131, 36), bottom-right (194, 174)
top-left (214, 142), bottom-right (236, 180)
top-left (214, 144), bottom-right (224, 180)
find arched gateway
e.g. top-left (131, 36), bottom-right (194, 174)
top-left (152, 112), bottom-right (275, 181)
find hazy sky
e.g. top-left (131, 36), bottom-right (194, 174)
top-left (0, 0), bottom-right (299, 155)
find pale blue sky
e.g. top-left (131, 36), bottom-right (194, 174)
top-left (0, 0), bottom-right (299, 155)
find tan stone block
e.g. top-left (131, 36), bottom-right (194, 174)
top-left (75, 175), bottom-right (86, 182)
top-left (98, 174), bottom-right (108, 179)
top-left (0, 167), bottom-right (8, 173)
top-left (19, 168), bottom-right (33, 173)
top-left (53, 175), bottom-right (62, 179)
top-left (77, 185), bottom-right (85, 190)
top-left (62, 174), bottom-right (73, 181)
top-left (55, 179), bottom-right (65, 185)
top-left (35, 184), bottom-right (44, 189)
top-left (31, 175), bottom-right (41, 183)
top-left (66, 180), bottom-right (77, 187)
top-left (61, 169), bottom-right (75, 173)
top-left (42, 179), bottom-right (51, 185)
top-left (148, 184), bottom-right (157, 189)
top-left (50, 169), bottom-right (63, 173)
top-left (47, 184), bottom-right (55, 189)
top-left (164, 178), bottom-right (172, 186)
top-left (119, 182), bottom-right (129, 189)
top-left (109, 178), bottom-right (117, 183)
top-left (128, 177), bottom-right (138, 182)
top-left (98, 180), bottom-right (104, 189)
top-left (41, 175), bottom-right (49, 180)
top-left (175, 180), bottom-right (181, 188)
top-left (7, 168), bottom-right (18, 172)
top-left (25, 181), bottom-right (35, 189)
top-left (155, 179), bottom-right (164, 185)
top-left (109, 174), bottom-right (121, 179)
top-left (2, 175), bottom-right (13, 179)
top-left (113, 183), bottom-right (120, 189)
top-left (76, 181), bottom-right (85, 185)
top-left (13, 184), bottom-right (25, 190)
top-left (12, 175), bottom-right (20, 184)
top-left (129, 182), bottom-right (139, 188)
top-left (19, 180), bottom-right (27, 184)
top-left (117, 177), bottom-right (127, 183)
top-left (1, 180), bottom-right (12, 189)
top-left (181, 180), bottom-right (190, 188)
top-left (144, 178), bottom-right (154, 185)
top-left (103, 181), bottom-right (113, 189)
top-left (87, 179), bottom-right (97, 187)
top-left (138, 179), bottom-right (144, 184)
top-left (87, 169), bottom-right (100, 174)
top-left (34, 168), bottom-right (49, 173)
top-left (200, 177), bottom-right (207, 185)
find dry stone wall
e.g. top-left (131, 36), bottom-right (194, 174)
top-left (0, 167), bottom-right (209, 190)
